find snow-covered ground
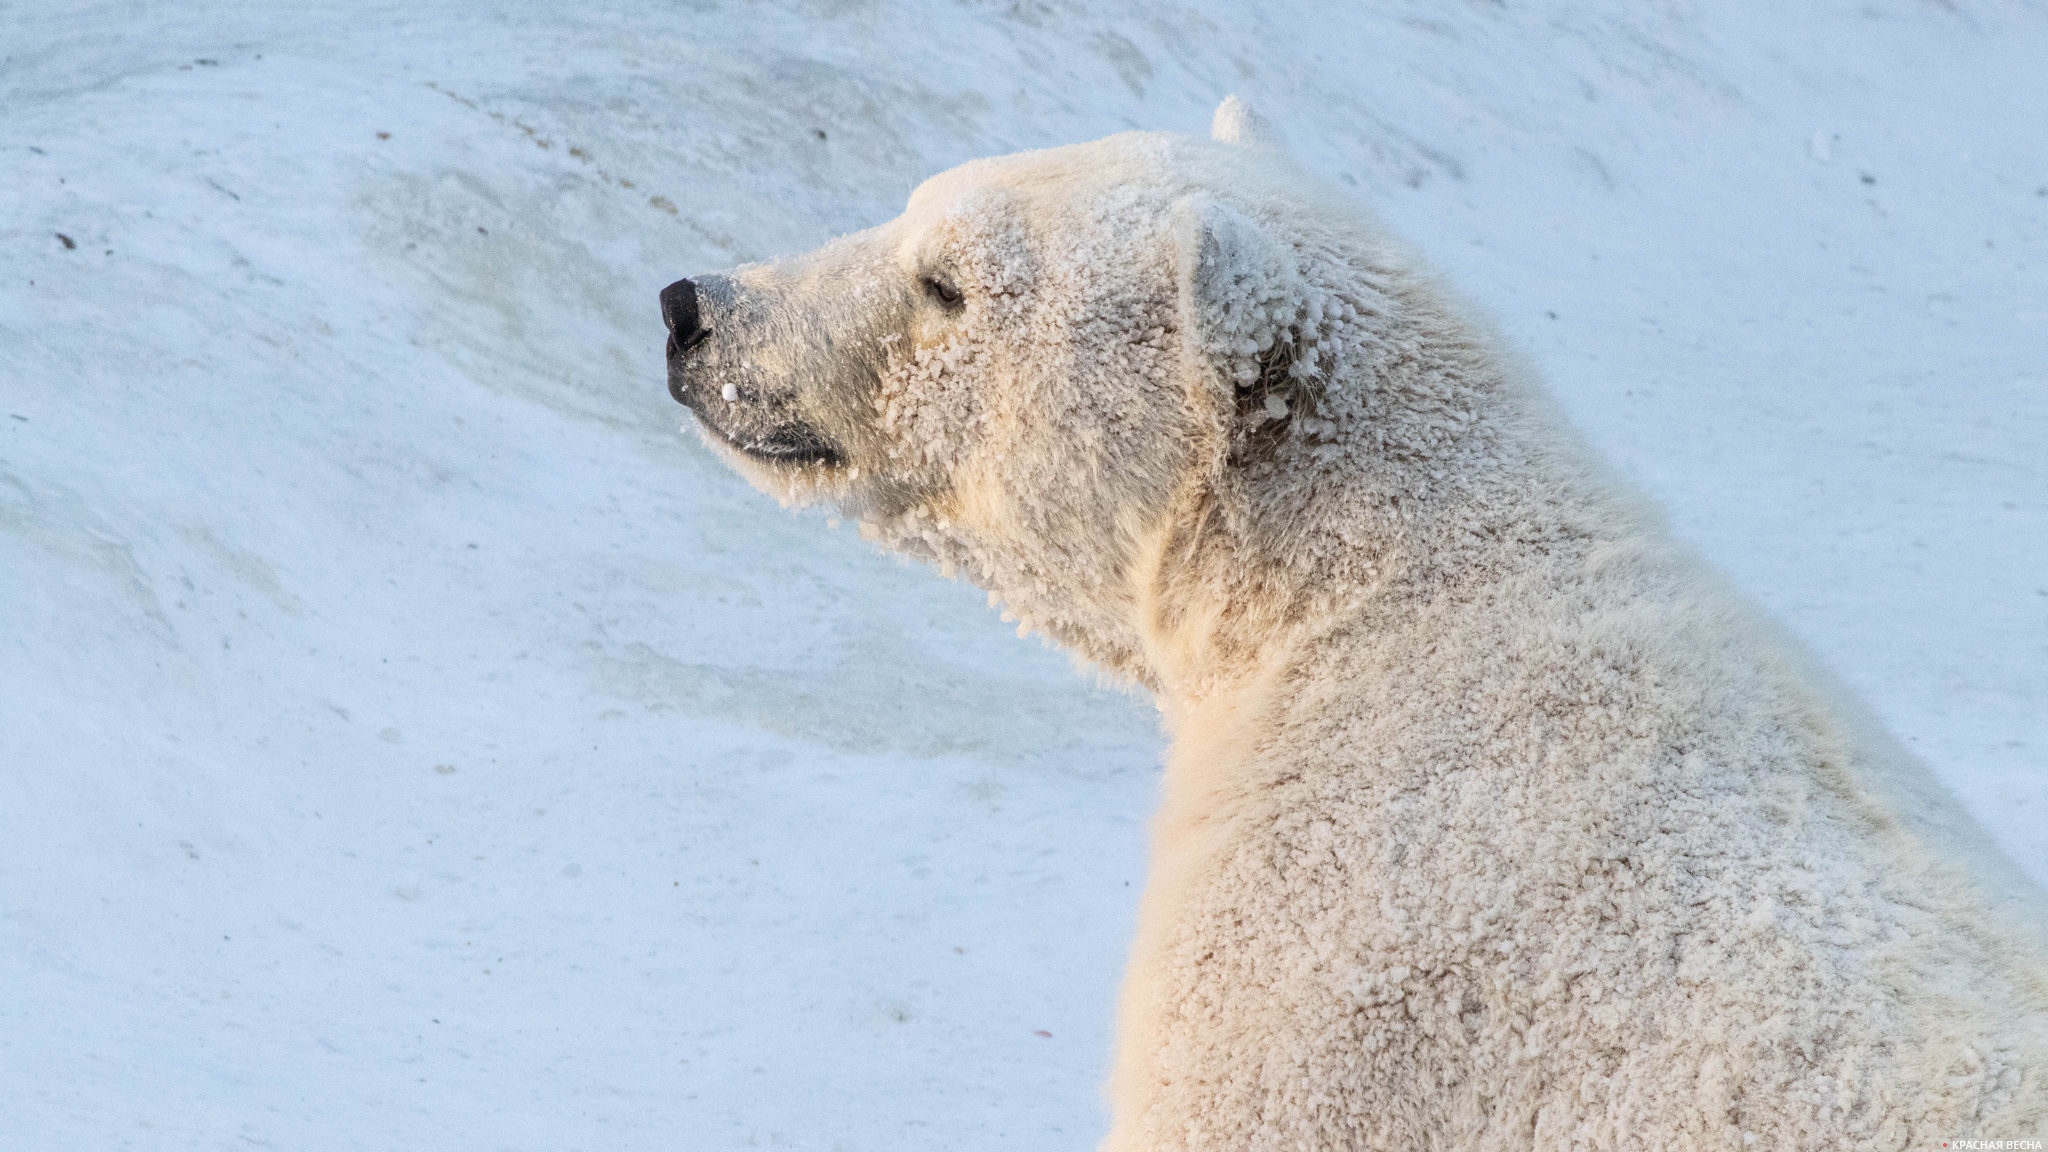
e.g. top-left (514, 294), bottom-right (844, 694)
top-left (3, 2), bottom-right (2044, 1148)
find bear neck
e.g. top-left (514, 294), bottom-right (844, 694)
top-left (1131, 343), bottom-right (1636, 720)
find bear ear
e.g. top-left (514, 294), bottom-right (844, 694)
top-left (1210, 95), bottom-right (1283, 150)
top-left (1172, 196), bottom-right (1312, 450)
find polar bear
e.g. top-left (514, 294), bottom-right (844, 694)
top-left (660, 98), bottom-right (2048, 1149)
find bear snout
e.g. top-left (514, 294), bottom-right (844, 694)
top-left (664, 272), bottom-right (848, 468)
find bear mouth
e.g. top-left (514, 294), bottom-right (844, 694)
top-left (669, 350), bottom-right (845, 467)
top-left (688, 407), bottom-right (846, 467)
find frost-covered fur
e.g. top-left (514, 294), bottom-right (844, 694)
top-left (666, 98), bottom-right (2048, 1149)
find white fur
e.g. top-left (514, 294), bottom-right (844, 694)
top-left (677, 100), bottom-right (2048, 1148)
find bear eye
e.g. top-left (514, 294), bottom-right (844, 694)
top-left (921, 273), bottom-right (964, 311)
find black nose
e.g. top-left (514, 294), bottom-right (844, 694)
top-left (661, 278), bottom-right (707, 350)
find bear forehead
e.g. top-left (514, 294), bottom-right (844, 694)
top-left (902, 131), bottom-right (1224, 227)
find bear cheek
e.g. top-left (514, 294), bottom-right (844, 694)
top-left (872, 337), bottom-right (985, 476)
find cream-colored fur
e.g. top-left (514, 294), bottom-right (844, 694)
top-left (667, 97), bottom-right (2048, 1148)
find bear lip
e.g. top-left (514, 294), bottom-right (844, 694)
top-left (686, 405), bottom-right (845, 468)
top-left (735, 425), bottom-right (845, 466)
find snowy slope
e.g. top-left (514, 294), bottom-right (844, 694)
top-left (3, 2), bottom-right (2044, 1148)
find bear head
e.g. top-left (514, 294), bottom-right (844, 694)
top-left (664, 99), bottom-right (1433, 685)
